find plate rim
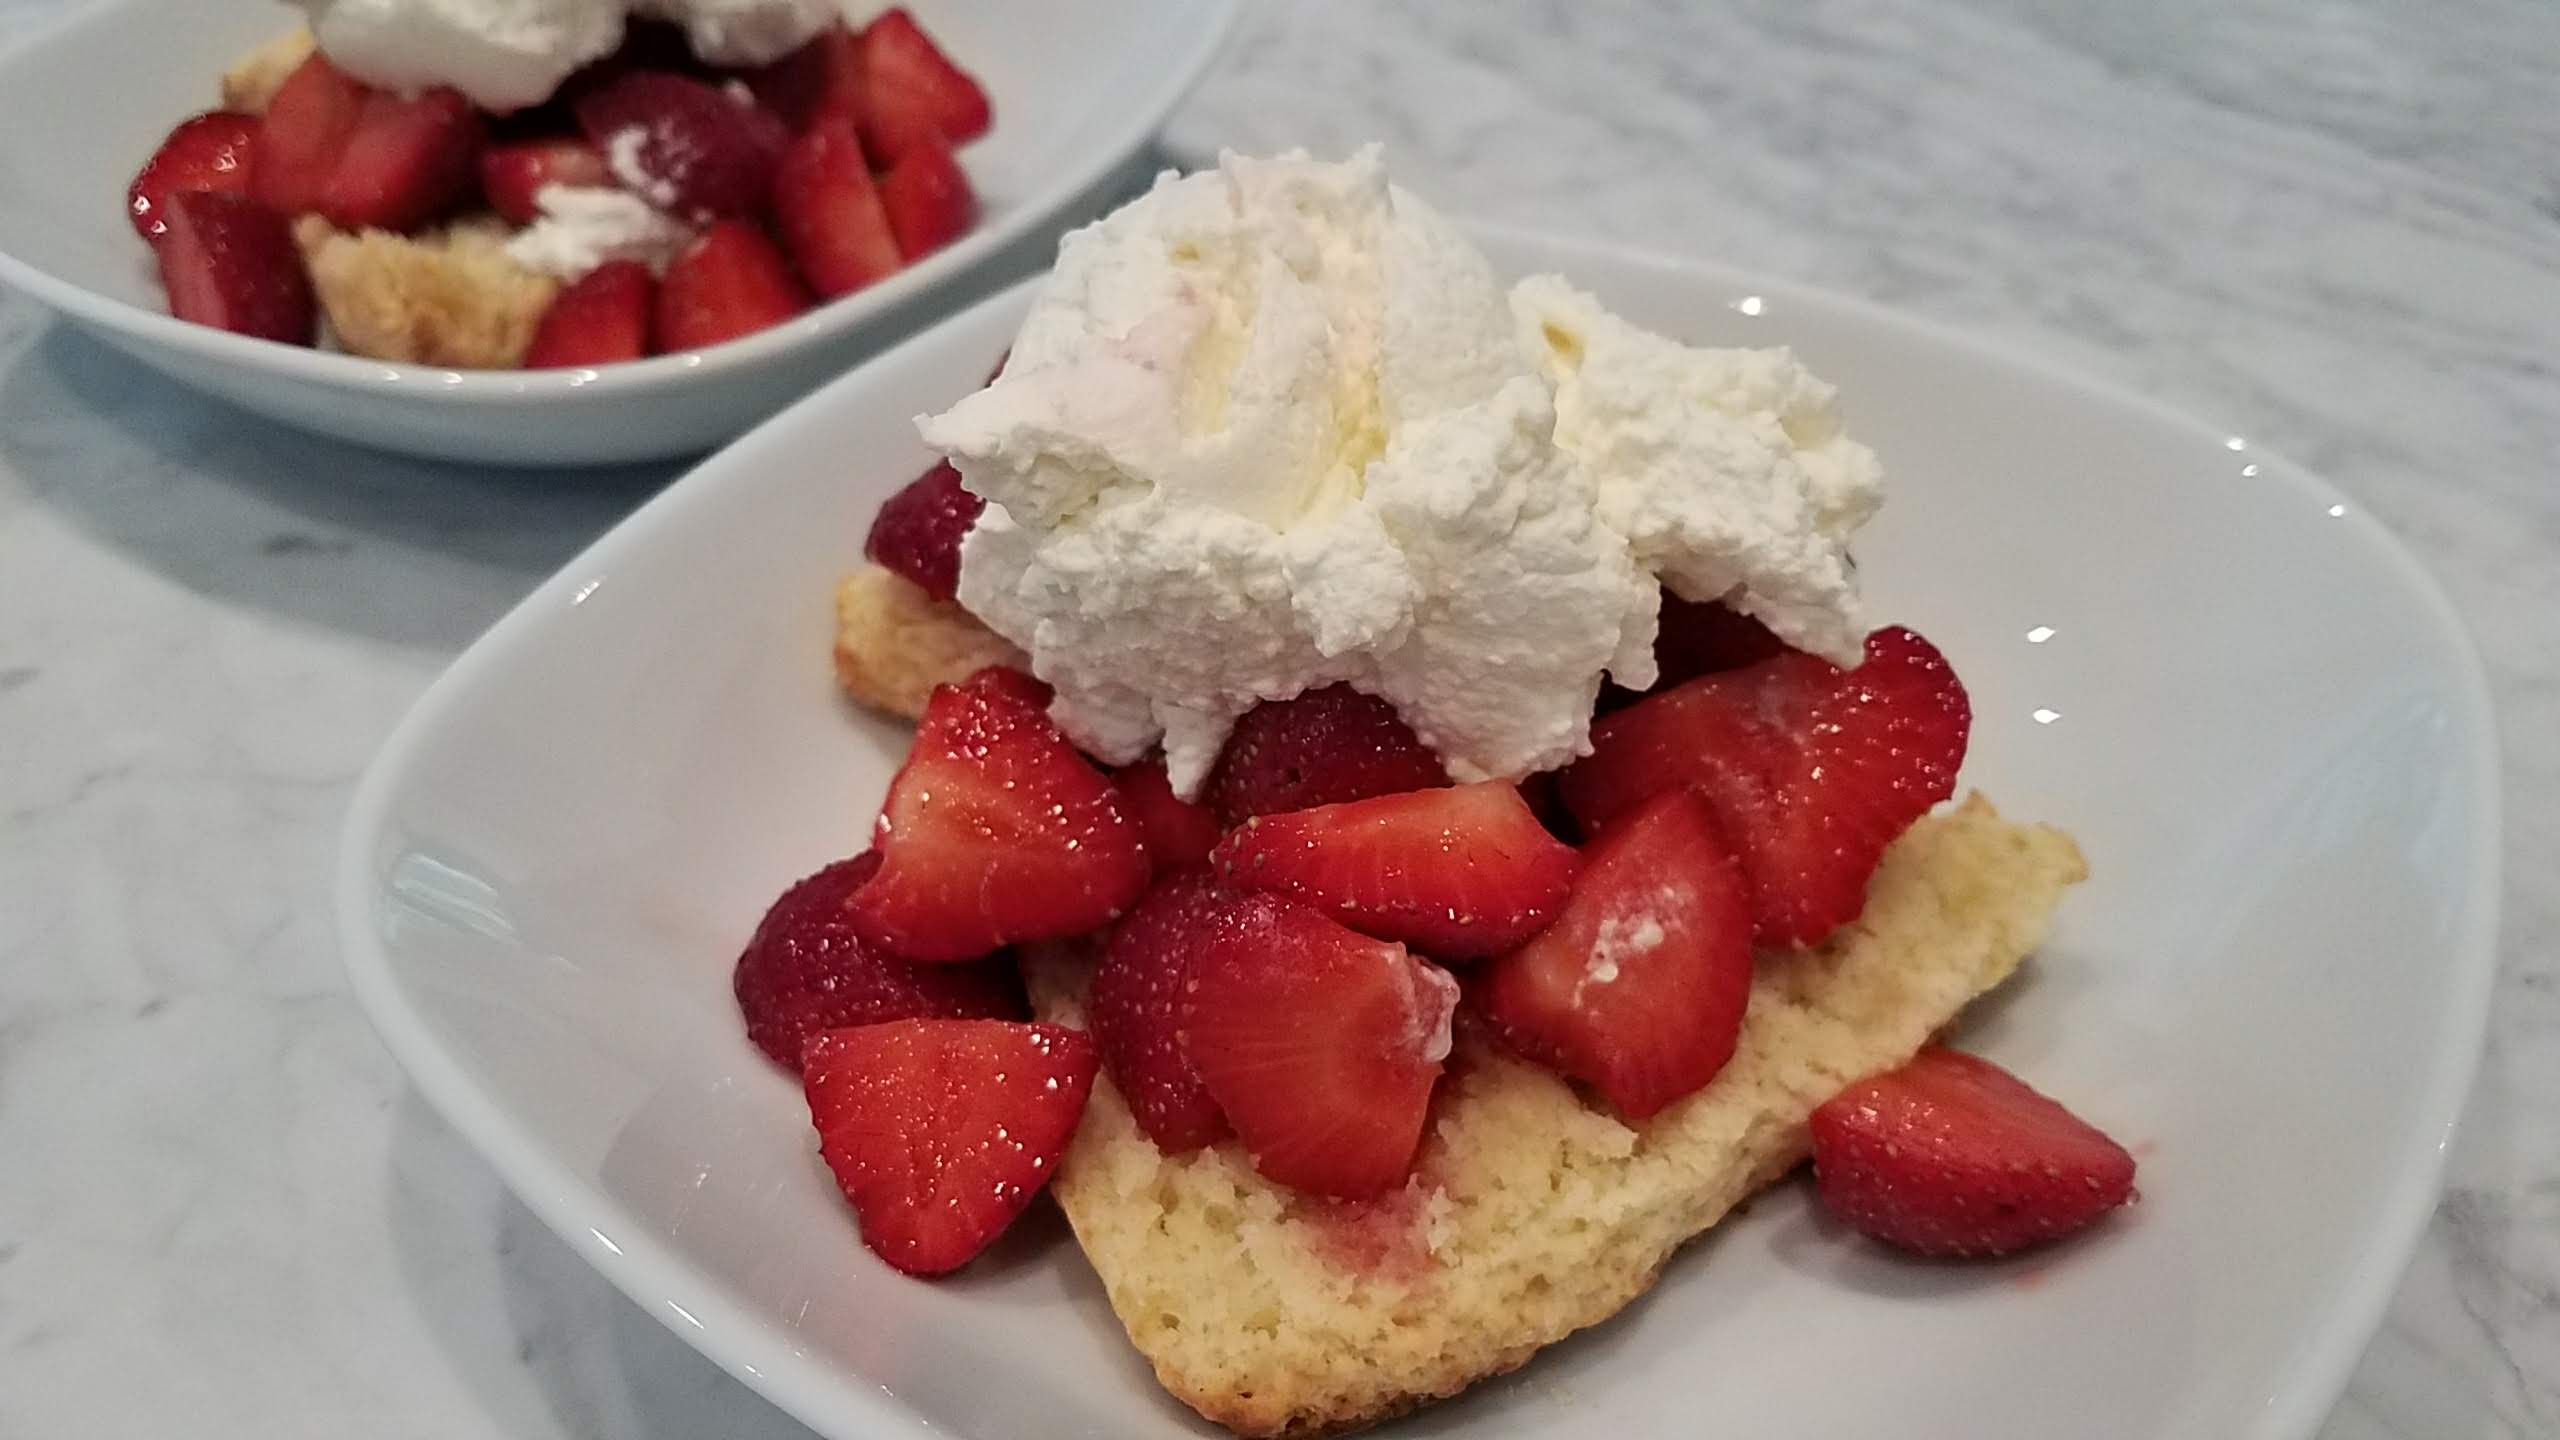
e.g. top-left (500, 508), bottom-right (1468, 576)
top-left (335, 224), bottom-right (2503, 1440)
top-left (0, 0), bottom-right (1243, 403)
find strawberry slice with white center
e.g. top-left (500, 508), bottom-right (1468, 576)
top-left (1180, 891), bottom-right (1457, 1198)
top-left (153, 192), bottom-right (315, 345)
top-left (1558, 625), bottom-right (1969, 947)
top-left (878, 134), bottom-right (976, 262)
top-left (803, 1018), bottom-right (1096, 1276)
top-left (1810, 1047), bottom-right (2139, 1258)
top-left (1089, 871), bottom-right (1237, 1151)
top-left (773, 117), bottom-right (904, 299)
top-left (524, 258), bottom-right (654, 368)
top-left (850, 667), bottom-right (1150, 963)
top-left (1472, 789), bottom-right (1753, 1119)
top-left (654, 219), bottom-right (808, 352)
top-left (850, 7), bottom-right (992, 163)
top-left (574, 70), bottom-right (788, 220)
top-left (1211, 781), bottom-right (1579, 960)
top-left (129, 111), bottom-right (259, 240)
top-left (479, 136), bottom-right (613, 224)
top-left (1111, 756), bottom-right (1222, 874)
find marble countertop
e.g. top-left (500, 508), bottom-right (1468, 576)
top-left (3, 1), bottom-right (2553, 1435)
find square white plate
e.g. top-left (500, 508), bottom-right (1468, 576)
top-left (337, 226), bottom-right (2500, 1438)
top-left (0, 0), bottom-right (1237, 465)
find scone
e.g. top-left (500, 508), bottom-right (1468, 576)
top-left (294, 216), bottom-right (558, 369)
top-left (833, 565), bottom-right (1027, 721)
top-left (1026, 796), bottom-right (2083, 1437)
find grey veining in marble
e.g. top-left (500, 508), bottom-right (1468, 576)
top-left (2, 1), bottom-right (2554, 1436)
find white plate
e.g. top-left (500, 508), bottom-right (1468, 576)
top-left (0, 0), bottom-right (1236, 466)
top-left (336, 226), bottom-right (2501, 1439)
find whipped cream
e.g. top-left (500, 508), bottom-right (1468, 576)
top-left (295, 0), bottom-right (834, 113)
top-left (924, 147), bottom-right (1881, 796)
top-left (503, 184), bottom-right (695, 277)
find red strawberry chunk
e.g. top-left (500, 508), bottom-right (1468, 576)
top-left (130, 111), bottom-right (260, 240)
top-left (524, 259), bottom-right (655, 368)
top-left (1810, 1047), bottom-right (2138, 1258)
top-left (1180, 891), bottom-right (1457, 1198)
top-left (319, 86), bottom-right (482, 232)
top-left (479, 136), bottom-right (613, 224)
top-left (733, 852), bottom-right (1024, 1070)
top-left (1600, 592), bottom-right (1791, 713)
top-left (803, 1018), bottom-right (1095, 1275)
top-left (252, 53), bottom-right (369, 219)
top-left (743, 22), bottom-right (864, 131)
top-left (1204, 684), bottom-right (1448, 828)
top-left (852, 7), bottom-right (992, 163)
top-left (774, 117), bottom-right (905, 300)
top-left (878, 135), bottom-right (976, 261)
top-left (655, 219), bottom-right (809, 352)
top-left (1472, 790), bottom-right (1753, 1119)
top-left (574, 70), bottom-right (788, 220)
top-left (1088, 872), bottom-right (1237, 1151)
top-left (862, 460), bottom-right (983, 602)
top-left (1112, 757), bottom-right (1223, 873)
top-left (1213, 782), bottom-right (1578, 960)
top-left (851, 667), bottom-right (1150, 963)
top-left (154, 192), bottom-right (315, 345)
top-left (1558, 626), bottom-right (1969, 947)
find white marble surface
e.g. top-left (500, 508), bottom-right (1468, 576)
top-left (1, 0), bottom-right (2553, 1435)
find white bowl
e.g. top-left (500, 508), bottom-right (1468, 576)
top-left (0, 0), bottom-right (1236, 466)
top-left (337, 227), bottom-right (2500, 1438)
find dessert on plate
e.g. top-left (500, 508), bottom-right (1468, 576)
top-left (127, 1), bottom-right (991, 368)
top-left (741, 148), bottom-right (2128, 1436)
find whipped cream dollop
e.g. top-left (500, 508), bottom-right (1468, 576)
top-left (294, 0), bottom-right (835, 113)
top-left (503, 184), bottom-right (695, 277)
top-left (922, 147), bottom-right (1881, 796)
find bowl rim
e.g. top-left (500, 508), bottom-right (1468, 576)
top-left (334, 223), bottom-right (2504, 1440)
top-left (0, 0), bottom-right (1241, 405)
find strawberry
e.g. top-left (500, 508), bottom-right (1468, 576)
top-left (479, 136), bottom-right (612, 224)
top-left (1203, 684), bottom-right (1448, 828)
top-left (524, 259), bottom-right (654, 367)
top-left (1600, 593), bottom-right (1790, 713)
top-left (655, 219), bottom-right (809, 351)
top-left (574, 70), bottom-right (788, 219)
top-left (1212, 782), bottom-right (1578, 960)
top-left (129, 111), bottom-right (259, 240)
top-left (153, 192), bottom-right (315, 345)
top-left (1558, 626), bottom-right (1969, 946)
top-left (773, 117), bottom-right (904, 299)
top-left (733, 852), bottom-right (1024, 1070)
top-left (861, 460), bottom-right (983, 601)
top-left (803, 1018), bottom-right (1095, 1275)
top-left (851, 8), bottom-right (992, 163)
top-left (878, 135), bottom-right (976, 261)
top-left (252, 53), bottom-right (369, 218)
top-left (851, 667), bottom-right (1150, 962)
top-left (1112, 756), bottom-right (1223, 873)
top-left (1810, 1047), bottom-right (2138, 1258)
top-left (1472, 790), bottom-right (1753, 1119)
top-left (1088, 871), bottom-right (1236, 1151)
top-left (743, 22), bottom-right (863, 131)
top-left (1180, 891), bottom-right (1457, 1198)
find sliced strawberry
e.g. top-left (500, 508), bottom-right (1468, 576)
top-left (862, 460), bottom-right (982, 601)
top-left (479, 136), bottom-right (612, 224)
top-left (1212, 782), bottom-right (1578, 960)
top-left (851, 667), bottom-right (1150, 963)
top-left (130, 111), bottom-right (259, 240)
top-left (154, 192), bottom-right (315, 345)
top-left (1112, 757), bottom-right (1223, 874)
top-left (655, 219), bottom-right (809, 351)
top-left (773, 117), bottom-right (904, 300)
top-left (1600, 593), bottom-right (1791, 713)
top-left (733, 852), bottom-right (1024, 1070)
top-left (524, 259), bottom-right (655, 368)
top-left (316, 85), bottom-right (481, 232)
top-left (803, 1018), bottom-right (1095, 1275)
top-left (1088, 871), bottom-right (1236, 1151)
top-left (1181, 891), bottom-right (1457, 1198)
top-left (1472, 790), bottom-right (1753, 1119)
top-left (574, 70), bottom-right (788, 219)
top-left (251, 53), bottom-right (369, 218)
top-left (1810, 1048), bottom-right (2138, 1258)
top-left (1558, 626), bottom-right (1968, 946)
top-left (1203, 684), bottom-right (1448, 828)
top-left (744, 22), bottom-right (863, 131)
top-left (851, 7), bottom-right (992, 163)
top-left (878, 135), bottom-right (975, 261)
